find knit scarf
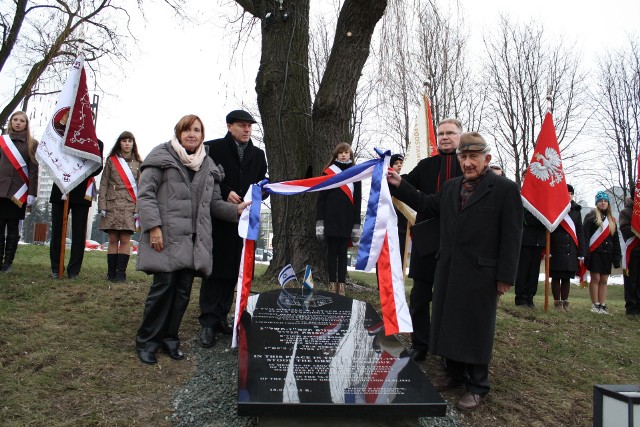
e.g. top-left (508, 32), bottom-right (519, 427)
top-left (459, 167), bottom-right (489, 210)
top-left (436, 150), bottom-right (459, 191)
top-left (170, 137), bottom-right (206, 171)
top-left (8, 129), bottom-right (27, 143)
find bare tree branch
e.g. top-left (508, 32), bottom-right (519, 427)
top-left (0, 0), bottom-right (186, 130)
top-left (594, 36), bottom-right (640, 208)
top-left (481, 16), bottom-right (588, 184)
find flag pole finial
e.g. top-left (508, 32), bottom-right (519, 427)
top-left (546, 85), bottom-right (553, 114)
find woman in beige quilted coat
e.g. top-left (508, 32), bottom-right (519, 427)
top-left (134, 114), bottom-right (249, 365)
top-left (98, 131), bottom-right (142, 282)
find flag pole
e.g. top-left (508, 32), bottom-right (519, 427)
top-left (402, 222), bottom-right (411, 283)
top-left (543, 85), bottom-right (553, 312)
top-left (544, 230), bottom-right (550, 312)
top-left (392, 198), bottom-right (416, 284)
top-left (58, 196), bottom-right (70, 278)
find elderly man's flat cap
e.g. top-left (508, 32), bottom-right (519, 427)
top-left (226, 110), bottom-right (256, 124)
top-left (456, 132), bottom-right (489, 153)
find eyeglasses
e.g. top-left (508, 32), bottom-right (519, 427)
top-left (437, 131), bottom-right (460, 137)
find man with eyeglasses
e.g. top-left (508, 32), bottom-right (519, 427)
top-left (396, 118), bottom-right (463, 362)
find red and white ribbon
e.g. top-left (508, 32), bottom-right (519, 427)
top-left (0, 135), bottom-right (29, 207)
top-left (589, 217), bottom-right (610, 253)
top-left (560, 214), bottom-right (578, 247)
top-left (110, 155), bottom-right (138, 202)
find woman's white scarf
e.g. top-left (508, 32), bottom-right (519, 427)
top-left (170, 137), bottom-right (206, 171)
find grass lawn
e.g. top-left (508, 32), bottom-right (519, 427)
top-left (1, 245), bottom-right (639, 426)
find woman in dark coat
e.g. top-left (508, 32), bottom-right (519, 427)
top-left (134, 114), bottom-right (249, 365)
top-left (316, 142), bottom-right (362, 295)
top-left (549, 185), bottom-right (585, 311)
top-left (583, 191), bottom-right (621, 314)
top-left (0, 111), bottom-right (38, 273)
top-left (98, 131), bottom-right (142, 282)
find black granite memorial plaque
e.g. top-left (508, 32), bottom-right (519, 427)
top-left (237, 288), bottom-right (446, 418)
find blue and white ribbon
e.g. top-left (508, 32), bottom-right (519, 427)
top-left (232, 149), bottom-right (412, 347)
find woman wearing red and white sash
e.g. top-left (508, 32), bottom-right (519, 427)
top-left (583, 191), bottom-right (621, 314)
top-left (0, 111), bottom-right (38, 273)
top-left (98, 131), bottom-right (142, 282)
top-left (549, 185), bottom-right (586, 312)
top-left (315, 142), bottom-right (362, 295)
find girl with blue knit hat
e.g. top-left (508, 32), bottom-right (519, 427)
top-left (583, 191), bottom-right (621, 314)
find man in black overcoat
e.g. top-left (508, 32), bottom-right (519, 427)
top-left (198, 110), bottom-right (268, 347)
top-left (388, 133), bottom-right (523, 411)
top-left (514, 208), bottom-right (546, 307)
top-left (49, 139), bottom-right (104, 278)
top-left (400, 118), bottom-right (463, 361)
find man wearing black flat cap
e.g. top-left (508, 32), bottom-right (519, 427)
top-left (387, 132), bottom-right (522, 411)
top-left (198, 110), bottom-right (268, 347)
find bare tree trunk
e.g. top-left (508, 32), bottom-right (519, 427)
top-left (239, 0), bottom-right (386, 282)
top-left (252, 0), bottom-right (314, 277)
top-left (0, 0), bottom-right (28, 74)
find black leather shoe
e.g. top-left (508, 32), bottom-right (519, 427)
top-left (163, 347), bottom-right (184, 361)
top-left (214, 321), bottom-right (233, 336)
top-left (199, 327), bottom-right (216, 348)
top-left (137, 350), bottom-right (157, 365)
top-left (409, 348), bottom-right (428, 362)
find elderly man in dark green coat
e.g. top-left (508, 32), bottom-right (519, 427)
top-left (388, 132), bottom-right (523, 411)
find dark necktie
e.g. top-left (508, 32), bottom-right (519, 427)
top-left (238, 143), bottom-right (247, 162)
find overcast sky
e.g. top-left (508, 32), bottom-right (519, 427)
top-left (5, 1), bottom-right (640, 168)
top-left (92, 0), bottom-right (639, 158)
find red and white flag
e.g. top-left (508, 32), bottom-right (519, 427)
top-left (521, 112), bottom-right (571, 232)
top-left (631, 153), bottom-right (640, 237)
top-left (620, 235), bottom-right (640, 272)
top-left (36, 55), bottom-right (101, 194)
top-left (403, 91), bottom-right (438, 174)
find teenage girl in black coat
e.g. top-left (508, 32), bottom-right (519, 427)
top-left (315, 142), bottom-right (362, 295)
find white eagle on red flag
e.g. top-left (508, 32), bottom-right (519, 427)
top-left (520, 112), bottom-right (571, 232)
top-left (530, 147), bottom-right (564, 186)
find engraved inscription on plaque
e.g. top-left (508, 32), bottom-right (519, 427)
top-left (237, 289), bottom-right (446, 417)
